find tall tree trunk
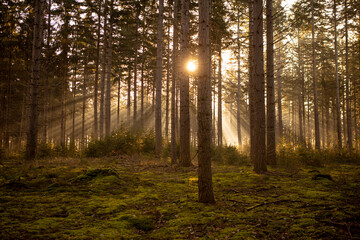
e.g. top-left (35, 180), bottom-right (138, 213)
top-left (165, 10), bottom-right (171, 140)
top-left (117, 78), bottom-right (120, 127)
top-left (248, 0), bottom-right (255, 159)
top-left (100, 1), bottom-right (108, 139)
top-left (334, 0), bottom-right (342, 149)
top-left (93, 1), bottom-right (102, 140)
top-left (251, 0), bottom-right (266, 173)
top-left (82, 58), bottom-right (87, 149)
top-left (71, 44), bottom-right (77, 149)
top-left (237, 7), bottom-right (242, 147)
top-left (43, 0), bottom-right (51, 143)
top-left (217, 44), bottom-right (222, 147)
top-left (311, 0), bottom-right (320, 150)
top-left (345, 0), bottom-right (352, 151)
top-left (155, 0), bottom-right (164, 157)
top-left (277, 44), bottom-right (283, 141)
top-left (198, 0), bottom-right (215, 204)
top-left (297, 33), bottom-right (304, 145)
top-left (26, 0), bottom-right (44, 160)
top-left (134, 5), bottom-right (140, 128)
top-left (171, 0), bottom-right (179, 165)
top-left (179, 0), bottom-right (191, 166)
top-left (105, 0), bottom-right (113, 137)
top-left (266, 0), bottom-right (276, 165)
top-left (127, 63), bottom-right (131, 123)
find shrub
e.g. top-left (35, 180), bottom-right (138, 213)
top-left (212, 145), bottom-right (249, 166)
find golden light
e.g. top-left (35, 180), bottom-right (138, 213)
top-left (186, 60), bottom-right (197, 73)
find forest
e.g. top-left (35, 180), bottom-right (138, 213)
top-left (0, 0), bottom-right (360, 239)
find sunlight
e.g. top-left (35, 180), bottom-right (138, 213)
top-left (186, 60), bottom-right (197, 73)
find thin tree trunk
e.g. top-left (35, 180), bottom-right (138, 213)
top-left (43, 0), bottom-right (51, 143)
top-left (100, 1), bottom-right (108, 139)
top-left (345, 0), bottom-right (352, 151)
top-left (334, 0), bottom-right (342, 149)
top-left (127, 63), bottom-right (131, 123)
top-left (165, 9), bottom-right (171, 140)
top-left (155, 0), bottom-right (164, 157)
top-left (179, 0), bottom-right (191, 166)
top-left (266, 0), bottom-right (276, 165)
top-left (171, 0), bottom-right (179, 165)
top-left (198, 0), bottom-right (215, 204)
top-left (277, 44), bottom-right (283, 141)
top-left (134, 5), bottom-right (140, 128)
top-left (93, 0), bottom-right (102, 140)
top-left (237, 7), bottom-right (242, 147)
top-left (71, 44), bottom-right (77, 149)
top-left (311, 0), bottom-right (320, 149)
top-left (26, 0), bottom-right (44, 160)
top-left (82, 58), bottom-right (87, 149)
top-left (251, 0), bottom-right (266, 173)
top-left (217, 44), bottom-right (222, 147)
top-left (105, 0), bottom-right (113, 137)
top-left (297, 33), bottom-right (304, 145)
top-left (117, 78), bottom-right (120, 127)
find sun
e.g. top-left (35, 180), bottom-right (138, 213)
top-left (186, 60), bottom-right (197, 73)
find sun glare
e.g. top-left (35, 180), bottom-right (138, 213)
top-left (186, 60), bottom-right (197, 73)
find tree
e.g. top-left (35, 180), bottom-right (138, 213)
top-left (198, 0), bottom-right (215, 204)
top-left (334, 0), bottom-right (342, 149)
top-left (179, 0), bottom-right (191, 166)
top-left (266, 0), bottom-right (275, 165)
top-left (171, 0), bottom-right (179, 165)
top-left (311, 0), bottom-right (320, 150)
top-left (251, 0), bottom-right (266, 173)
top-left (155, 0), bottom-right (164, 157)
top-left (26, 0), bottom-right (44, 160)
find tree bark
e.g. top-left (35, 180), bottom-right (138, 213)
top-left (237, 7), bottom-right (242, 147)
top-left (217, 44), bottom-right (222, 147)
top-left (198, 0), bottom-right (215, 204)
top-left (93, 1), bottom-right (102, 140)
top-left (179, 0), bottom-right (191, 166)
top-left (251, 0), bottom-right (266, 173)
top-left (100, 1), bottom-right (108, 139)
top-left (171, 0), bottom-right (179, 165)
top-left (155, 0), bottom-right (164, 157)
top-left (266, 0), bottom-right (276, 165)
top-left (277, 44), bottom-right (283, 141)
top-left (345, 0), bottom-right (352, 151)
top-left (26, 0), bottom-right (44, 160)
top-left (311, 0), bottom-right (320, 150)
top-left (105, 0), bottom-right (113, 137)
top-left (334, 0), bottom-right (342, 149)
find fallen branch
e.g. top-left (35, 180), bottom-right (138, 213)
top-left (246, 199), bottom-right (302, 211)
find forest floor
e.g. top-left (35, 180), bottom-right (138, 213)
top-left (0, 155), bottom-right (360, 239)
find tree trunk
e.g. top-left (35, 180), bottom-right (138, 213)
top-left (100, 1), bottom-right (108, 139)
top-left (165, 10), bottom-right (171, 140)
top-left (155, 0), bottom-right (164, 157)
top-left (105, 0), bottom-right (113, 137)
top-left (217, 44), bottom-right (222, 147)
top-left (297, 33), bottom-right (304, 145)
top-left (266, 0), bottom-right (276, 165)
top-left (93, 1), bottom-right (102, 140)
top-left (43, 0), bottom-right (51, 143)
top-left (277, 44), bottom-right (283, 141)
top-left (334, 0), bottom-right (342, 149)
top-left (198, 0), bottom-right (215, 204)
top-left (171, 0), bottom-right (179, 165)
top-left (26, 0), bottom-right (44, 160)
top-left (345, 0), bottom-right (352, 151)
top-left (71, 43), bottom-right (77, 149)
top-left (82, 58), bottom-right (87, 149)
top-left (237, 7), bottom-right (242, 147)
top-left (311, 0), bottom-right (320, 150)
top-left (134, 5), bottom-right (140, 128)
top-left (127, 64), bottom-right (131, 124)
top-left (179, 0), bottom-right (191, 166)
top-left (251, 0), bottom-right (266, 173)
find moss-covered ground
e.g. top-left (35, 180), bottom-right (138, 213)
top-left (0, 156), bottom-right (359, 239)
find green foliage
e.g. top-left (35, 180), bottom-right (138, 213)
top-left (74, 168), bottom-right (118, 182)
top-left (212, 145), bottom-right (249, 166)
top-left (84, 128), bottom-right (156, 158)
top-left (121, 215), bottom-right (155, 231)
top-left (37, 143), bottom-right (80, 159)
